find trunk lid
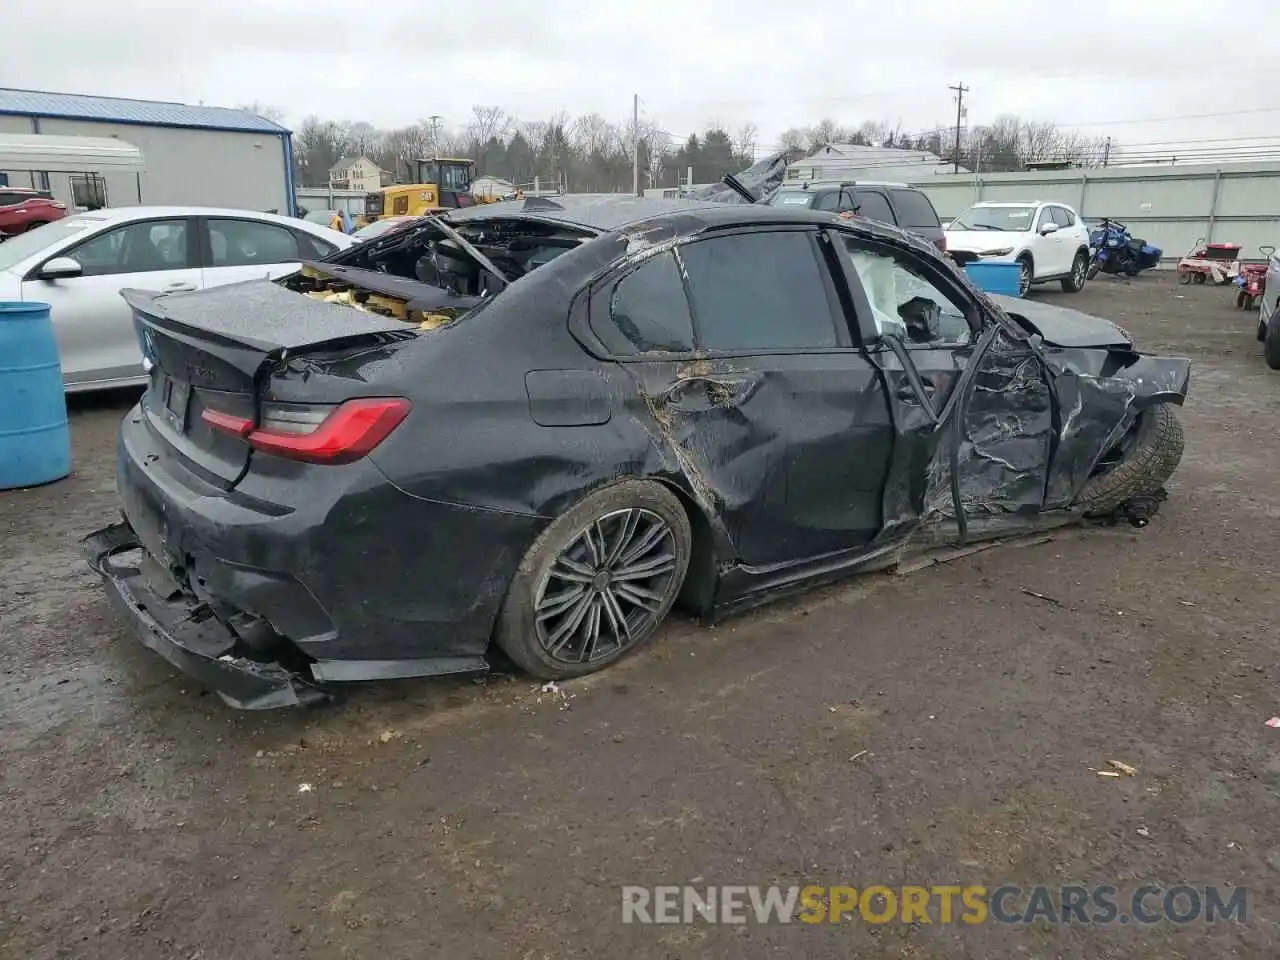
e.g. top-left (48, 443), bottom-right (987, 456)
top-left (124, 280), bottom-right (412, 488)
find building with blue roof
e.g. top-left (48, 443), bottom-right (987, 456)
top-left (0, 88), bottom-right (296, 215)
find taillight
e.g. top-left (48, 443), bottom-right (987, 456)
top-left (202, 397), bottom-right (411, 464)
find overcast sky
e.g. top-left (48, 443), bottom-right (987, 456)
top-left (3, 0), bottom-right (1278, 160)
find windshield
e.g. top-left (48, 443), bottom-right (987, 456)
top-left (769, 191), bottom-right (816, 208)
top-left (0, 217), bottom-right (101, 272)
top-left (948, 205), bottom-right (1036, 232)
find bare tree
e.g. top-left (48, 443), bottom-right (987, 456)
top-left (732, 122), bottom-right (759, 162)
top-left (347, 121), bottom-right (382, 159)
top-left (777, 127), bottom-right (809, 153)
top-left (466, 106), bottom-right (510, 148)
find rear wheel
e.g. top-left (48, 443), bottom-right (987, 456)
top-left (1061, 251), bottom-right (1089, 292)
top-left (494, 480), bottom-right (692, 679)
top-left (1073, 404), bottom-right (1185, 517)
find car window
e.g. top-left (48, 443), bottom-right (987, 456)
top-left (841, 238), bottom-right (973, 345)
top-left (812, 191), bottom-right (840, 212)
top-left (593, 251), bottom-right (695, 355)
top-left (889, 189), bottom-right (941, 228)
top-left (680, 231), bottom-right (838, 351)
top-left (1036, 207), bottom-right (1056, 230)
top-left (1052, 206), bottom-right (1075, 228)
top-left (0, 192), bottom-right (20, 207)
top-left (852, 190), bottom-right (896, 223)
top-left (208, 219), bottom-right (301, 267)
top-left (296, 232), bottom-right (338, 259)
top-left (68, 219), bottom-right (190, 277)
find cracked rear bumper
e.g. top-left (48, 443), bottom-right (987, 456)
top-left (82, 521), bottom-right (329, 710)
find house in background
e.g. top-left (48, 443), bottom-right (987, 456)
top-left (328, 155), bottom-right (385, 192)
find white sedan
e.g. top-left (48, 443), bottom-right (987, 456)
top-left (0, 206), bottom-right (355, 392)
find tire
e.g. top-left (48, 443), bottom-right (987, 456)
top-left (1073, 404), bottom-right (1185, 517)
top-left (493, 480), bottom-right (692, 680)
top-left (1236, 291), bottom-right (1247, 309)
top-left (1193, 273), bottom-right (1206, 284)
top-left (1061, 251), bottom-right (1089, 292)
top-left (1265, 311), bottom-right (1280, 370)
top-left (1086, 260), bottom-right (1100, 281)
top-left (1016, 256), bottom-right (1033, 296)
top-left (1258, 315), bottom-right (1268, 342)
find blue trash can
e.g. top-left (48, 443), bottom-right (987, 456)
top-left (0, 301), bottom-right (71, 489)
top-left (964, 262), bottom-right (1023, 297)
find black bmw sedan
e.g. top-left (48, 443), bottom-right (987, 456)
top-left (84, 196), bottom-right (1189, 708)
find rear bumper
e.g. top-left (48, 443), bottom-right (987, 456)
top-left (82, 521), bottom-right (328, 710)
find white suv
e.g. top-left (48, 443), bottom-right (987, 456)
top-left (944, 201), bottom-right (1093, 295)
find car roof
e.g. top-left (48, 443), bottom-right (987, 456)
top-left (448, 195), bottom-right (853, 234)
top-left (58, 205), bottom-right (352, 241)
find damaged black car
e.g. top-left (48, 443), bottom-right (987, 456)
top-left (84, 195), bottom-right (1190, 709)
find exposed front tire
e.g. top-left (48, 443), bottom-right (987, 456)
top-left (494, 480), bottom-right (692, 680)
top-left (1061, 251), bottom-right (1089, 292)
top-left (1073, 404), bottom-right (1185, 517)
top-left (1265, 311), bottom-right (1280, 370)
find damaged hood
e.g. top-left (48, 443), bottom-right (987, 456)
top-left (990, 295), bottom-right (1133, 349)
top-left (688, 152), bottom-right (792, 205)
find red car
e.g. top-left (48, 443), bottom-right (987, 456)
top-left (0, 187), bottom-right (67, 237)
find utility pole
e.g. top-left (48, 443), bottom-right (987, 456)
top-left (949, 82), bottom-right (969, 173)
top-left (1102, 136), bottom-right (1112, 168)
top-left (632, 93), bottom-right (641, 197)
top-left (428, 115), bottom-right (442, 155)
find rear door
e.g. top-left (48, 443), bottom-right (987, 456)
top-left (199, 216), bottom-right (317, 289)
top-left (888, 188), bottom-right (946, 252)
top-left (22, 216), bottom-right (201, 388)
top-left (593, 226), bottom-right (894, 567)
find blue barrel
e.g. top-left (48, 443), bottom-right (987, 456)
top-left (0, 301), bottom-right (71, 489)
top-left (964, 262), bottom-right (1023, 297)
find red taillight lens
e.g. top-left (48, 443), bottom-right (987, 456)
top-left (202, 397), bottom-right (411, 464)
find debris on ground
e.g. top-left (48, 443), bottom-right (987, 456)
top-left (297, 783), bottom-right (314, 794)
top-left (1107, 759), bottom-right (1139, 777)
top-left (1094, 770), bottom-right (1122, 779)
top-left (1137, 826), bottom-right (1151, 838)
top-left (535, 681), bottom-right (575, 711)
top-left (1020, 588), bottom-right (1063, 607)
top-left (1265, 717), bottom-right (1280, 729)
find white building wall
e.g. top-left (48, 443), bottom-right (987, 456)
top-left (27, 118), bottom-right (289, 213)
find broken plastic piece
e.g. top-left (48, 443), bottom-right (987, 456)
top-left (1107, 759), bottom-right (1138, 776)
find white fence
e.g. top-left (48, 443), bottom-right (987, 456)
top-left (911, 160), bottom-right (1280, 262)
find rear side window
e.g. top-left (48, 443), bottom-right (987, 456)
top-left (680, 231), bottom-right (837, 351)
top-left (889, 189), bottom-right (941, 228)
top-left (851, 190), bottom-right (895, 225)
top-left (296, 232), bottom-right (338, 259)
top-left (594, 251), bottom-right (695, 354)
top-left (208, 219), bottom-right (301, 267)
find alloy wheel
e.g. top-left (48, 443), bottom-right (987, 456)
top-left (533, 508), bottom-right (680, 665)
top-left (1072, 256), bottom-right (1087, 288)
top-left (1018, 260), bottom-right (1032, 296)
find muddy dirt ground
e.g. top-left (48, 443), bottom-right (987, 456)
top-left (2, 272), bottom-right (1278, 959)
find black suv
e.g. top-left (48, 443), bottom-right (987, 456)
top-left (768, 181), bottom-right (946, 253)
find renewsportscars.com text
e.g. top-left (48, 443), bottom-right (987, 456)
top-left (621, 884), bottom-right (1247, 926)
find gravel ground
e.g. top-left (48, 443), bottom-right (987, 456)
top-left (2, 272), bottom-right (1278, 959)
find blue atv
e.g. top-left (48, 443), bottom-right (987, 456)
top-left (1088, 218), bottom-right (1162, 279)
